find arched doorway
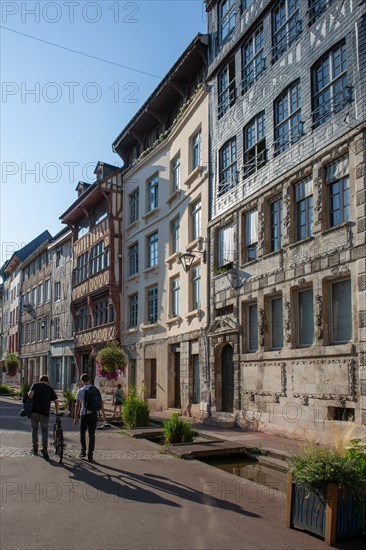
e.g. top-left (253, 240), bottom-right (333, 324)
top-left (221, 344), bottom-right (234, 412)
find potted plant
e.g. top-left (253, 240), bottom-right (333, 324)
top-left (4, 353), bottom-right (20, 377)
top-left (62, 388), bottom-right (76, 417)
top-left (96, 343), bottom-right (126, 381)
top-left (286, 434), bottom-right (366, 546)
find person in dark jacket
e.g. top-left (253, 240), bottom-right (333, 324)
top-left (28, 375), bottom-right (59, 460)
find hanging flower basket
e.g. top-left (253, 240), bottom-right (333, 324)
top-left (4, 353), bottom-right (20, 377)
top-left (96, 345), bottom-right (126, 381)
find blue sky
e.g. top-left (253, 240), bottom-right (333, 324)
top-left (0, 0), bottom-right (206, 265)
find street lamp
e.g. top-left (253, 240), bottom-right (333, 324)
top-left (178, 249), bottom-right (206, 273)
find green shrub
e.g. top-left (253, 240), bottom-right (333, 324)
top-left (62, 388), bottom-right (76, 408)
top-left (122, 387), bottom-right (149, 429)
top-left (290, 439), bottom-right (366, 498)
top-left (0, 384), bottom-right (12, 395)
top-left (19, 383), bottom-right (31, 397)
top-left (163, 413), bottom-right (196, 445)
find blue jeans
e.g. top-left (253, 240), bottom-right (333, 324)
top-left (31, 413), bottom-right (49, 451)
top-left (80, 412), bottom-right (98, 458)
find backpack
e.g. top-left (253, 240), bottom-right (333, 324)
top-left (20, 394), bottom-right (33, 418)
top-left (84, 385), bottom-right (102, 413)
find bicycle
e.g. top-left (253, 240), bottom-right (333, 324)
top-left (53, 414), bottom-right (65, 463)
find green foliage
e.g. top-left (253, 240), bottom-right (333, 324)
top-left (0, 384), bottom-right (12, 395)
top-left (122, 387), bottom-right (149, 429)
top-left (4, 353), bottom-right (20, 375)
top-left (19, 383), bottom-right (31, 397)
top-left (97, 345), bottom-right (126, 377)
top-left (290, 439), bottom-right (366, 497)
top-left (163, 413), bottom-right (196, 445)
top-left (62, 388), bottom-right (76, 407)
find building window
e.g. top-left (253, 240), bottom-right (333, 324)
top-left (31, 288), bottom-right (37, 307)
top-left (219, 137), bottom-right (237, 195)
top-left (54, 282), bottom-right (61, 302)
top-left (128, 293), bottom-right (138, 328)
top-left (37, 283), bottom-right (44, 305)
top-left (31, 320), bottom-right (36, 343)
top-left (247, 302), bottom-right (258, 352)
top-left (171, 156), bottom-right (180, 192)
top-left (37, 319), bottom-right (43, 341)
top-left (147, 232), bottom-right (158, 268)
top-left (242, 24), bottom-right (265, 93)
top-left (171, 277), bottom-right (180, 317)
top-left (92, 200), bottom-right (108, 226)
top-left (312, 41), bottom-right (348, 128)
top-left (192, 266), bottom-right (201, 310)
top-left (24, 323), bottom-right (30, 344)
top-left (219, 0), bottom-right (236, 44)
top-left (147, 286), bottom-right (158, 324)
top-left (270, 197), bottom-right (283, 252)
top-left (297, 288), bottom-right (314, 347)
top-left (269, 296), bottom-right (283, 349)
top-left (192, 130), bottom-right (202, 170)
top-left (56, 249), bottom-right (62, 267)
top-left (218, 59), bottom-right (236, 118)
top-left (309, 0), bottom-right (335, 26)
top-left (171, 217), bottom-right (180, 255)
top-left (326, 155), bottom-right (350, 227)
top-left (42, 317), bottom-right (48, 340)
top-left (94, 299), bottom-right (114, 327)
top-left (295, 178), bottom-right (313, 241)
top-left (129, 188), bottom-right (139, 224)
top-left (53, 318), bottom-right (60, 340)
top-left (147, 175), bottom-right (158, 212)
top-left (217, 224), bottom-right (234, 270)
top-left (44, 280), bottom-right (50, 302)
top-left (272, 0), bottom-right (301, 63)
top-left (243, 112), bottom-right (266, 178)
top-left (128, 242), bottom-right (139, 276)
top-left (330, 279), bottom-right (352, 343)
top-left (90, 241), bottom-right (109, 275)
top-left (77, 217), bottom-right (89, 240)
top-left (75, 306), bottom-right (90, 332)
top-left (244, 210), bottom-right (258, 262)
top-left (192, 355), bottom-right (200, 404)
top-left (274, 81), bottom-right (303, 156)
top-left (74, 252), bottom-right (88, 285)
top-left (190, 199), bottom-right (202, 242)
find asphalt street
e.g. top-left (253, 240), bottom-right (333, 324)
top-left (0, 397), bottom-right (360, 550)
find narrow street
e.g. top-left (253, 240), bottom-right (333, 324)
top-left (1, 397), bottom-right (360, 550)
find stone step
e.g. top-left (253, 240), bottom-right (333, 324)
top-left (204, 412), bottom-right (236, 429)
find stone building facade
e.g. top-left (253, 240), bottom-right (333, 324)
top-left (205, 0), bottom-right (366, 440)
top-left (48, 228), bottom-right (76, 389)
top-left (19, 234), bottom-right (53, 383)
top-left (60, 162), bottom-right (123, 380)
top-left (113, 35), bottom-right (210, 416)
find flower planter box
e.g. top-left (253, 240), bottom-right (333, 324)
top-left (286, 475), bottom-right (365, 546)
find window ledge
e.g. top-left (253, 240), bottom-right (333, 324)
top-left (127, 274), bottom-right (139, 283)
top-left (288, 236), bottom-right (314, 249)
top-left (143, 266), bottom-right (159, 278)
top-left (127, 220), bottom-right (139, 232)
top-left (123, 327), bottom-right (138, 335)
top-left (183, 165), bottom-right (205, 187)
top-left (186, 309), bottom-right (201, 320)
top-left (261, 249), bottom-right (282, 261)
top-left (142, 208), bottom-right (160, 223)
top-left (140, 322), bottom-right (159, 331)
top-left (165, 252), bottom-right (180, 269)
top-left (166, 189), bottom-right (182, 205)
top-left (186, 237), bottom-right (204, 252)
top-left (321, 221), bottom-right (350, 236)
top-left (166, 315), bottom-right (182, 326)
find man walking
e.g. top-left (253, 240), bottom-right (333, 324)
top-left (28, 375), bottom-right (59, 460)
top-left (74, 373), bottom-right (106, 462)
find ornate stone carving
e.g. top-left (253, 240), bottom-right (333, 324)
top-left (284, 300), bottom-right (291, 343)
top-left (315, 294), bottom-right (323, 340)
top-left (259, 308), bottom-right (265, 346)
top-left (283, 185), bottom-right (291, 240)
top-left (258, 202), bottom-right (265, 252)
top-left (314, 174), bottom-right (322, 225)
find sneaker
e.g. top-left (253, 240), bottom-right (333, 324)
top-left (79, 451), bottom-right (86, 458)
top-left (87, 456), bottom-right (95, 463)
top-left (41, 449), bottom-right (50, 461)
top-left (32, 448), bottom-right (38, 456)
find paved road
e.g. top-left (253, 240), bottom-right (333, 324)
top-left (0, 397), bottom-right (359, 550)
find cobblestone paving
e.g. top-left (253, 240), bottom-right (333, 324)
top-left (0, 446), bottom-right (174, 460)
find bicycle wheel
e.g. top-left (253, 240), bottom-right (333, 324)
top-left (58, 434), bottom-right (64, 463)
